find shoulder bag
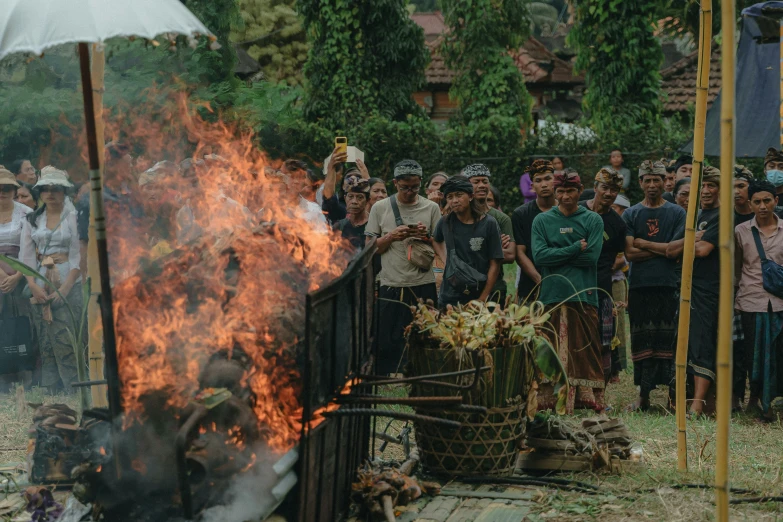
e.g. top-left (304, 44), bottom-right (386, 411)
top-left (751, 226), bottom-right (783, 299)
top-left (441, 216), bottom-right (487, 296)
top-left (0, 292), bottom-right (36, 373)
top-left (389, 195), bottom-right (435, 271)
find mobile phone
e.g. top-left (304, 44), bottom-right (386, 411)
top-left (408, 224), bottom-right (418, 228)
top-left (335, 137), bottom-right (348, 155)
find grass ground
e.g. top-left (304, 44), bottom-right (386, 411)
top-left (370, 288), bottom-right (783, 521)
top-left (371, 371), bottom-right (783, 521)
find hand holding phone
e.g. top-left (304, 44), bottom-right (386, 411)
top-left (335, 137), bottom-right (348, 155)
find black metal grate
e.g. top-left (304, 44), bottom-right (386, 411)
top-left (297, 240), bottom-right (376, 522)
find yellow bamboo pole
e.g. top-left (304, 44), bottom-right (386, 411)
top-left (88, 43), bottom-right (108, 408)
top-left (675, 0), bottom-right (712, 472)
top-left (715, 0), bottom-right (735, 518)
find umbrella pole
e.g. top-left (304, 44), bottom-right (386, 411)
top-left (716, 0), bottom-right (736, 517)
top-left (675, 0), bottom-right (712, 473)
top-left (88, 43), bottom-right (108, 409)
top-left (77, 42), bottom-right (122, 421)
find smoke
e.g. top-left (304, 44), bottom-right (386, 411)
top-left (199, 444), bottom-right (295, 522)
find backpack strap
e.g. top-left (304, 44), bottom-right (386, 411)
top-left (752, 226), bottom-right (768, 263)
top-left (389, 195), bottom-right (404, 227)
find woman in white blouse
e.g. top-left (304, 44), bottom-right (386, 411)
top-left (0, 169), bottom-right (34, 386)
top-left (19, 167), bottom-right (82, 394)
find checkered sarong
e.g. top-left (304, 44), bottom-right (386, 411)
top-left (732, 311), bottom-right (744, 342)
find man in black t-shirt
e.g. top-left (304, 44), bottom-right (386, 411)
top-left (623, 160), bottom-right (687, 411)
top-left (511, 160), bottom-right (555, 301)
top-left (666, 166), bottom-right (721, 416)
top-left (332, 177), bottom-right (370, 250)
top-left (581, 169), bottom-right (627, 387)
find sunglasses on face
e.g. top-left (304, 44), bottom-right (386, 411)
top-left (397, 185), bottom-right (421, 193)
top-left (0, 186), bottom-right (16, 193)
top-left (39, 186), bottom-right (65, 194)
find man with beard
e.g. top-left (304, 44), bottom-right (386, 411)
top-left (667, 167), bottom-right (722, 416)
top-left (463, 164), bottom-right (514, 304)
top-left (581, 169), bottom-right (627, 391)
top-left (532, 170), bottom-right (605, 413)
top-left (511, 160), bottom-right (555, 302)
top-left (333, 177), bottom-right (370, 250)
top-left (623, 160), bottom-right (686, 411)
top-left (365, 160), bottom-right (441, 375)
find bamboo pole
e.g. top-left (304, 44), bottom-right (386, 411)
top-left (675, 0), bottom-right (712, 472)
top-left (715, 0), bottom-right (735, 518)
top-left (780, 19), bottom-right (782, 148)
top-left (88, 43), bottom-right (108, 408)
top-left (78, 43), bottom-right (122, 421)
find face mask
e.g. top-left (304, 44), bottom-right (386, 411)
top-left (767, 170), bottom-right (783, 187)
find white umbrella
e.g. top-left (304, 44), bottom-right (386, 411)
top-left (0, 0), bottom-right (213, 429)
top-left (0, 0), bottom-right (210, 59)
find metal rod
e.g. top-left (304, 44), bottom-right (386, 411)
top-left (417, 404), bottom-right (489, 414)
top-left (70, 379), bottom-right (108, 388)
top-left (675, 0), bottom-right (712, 473)
top-left (358, 365), bottom-right (491, 384)
top-left (77, 42), bottom-right (121, 421)
top-left (716, 0), bottom-right (736, 517)
top-left (336, 395), bottom-right (463, 405)
top-left (321, 409), bottom-right (461, 428)
top-left (175, 405), bottom-right (207, 520)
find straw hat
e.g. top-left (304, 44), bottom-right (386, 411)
top-left (0, 169), bottom-right (20, 188)
top-left (34, 166), bottom-right (73, 189)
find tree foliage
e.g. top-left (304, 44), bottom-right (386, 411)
top-left (569, 1), bottom-right (663, 137)
top-left (439, 0), bottom-right (533, 127)
top-left (183, 0), bottom-right (241, 108)
top-left (231, 0), bottom-right (308, 86)
top-left (439, 0), bottom-right (533, 153)
top-left (298, 0), bottom-right (429, 129)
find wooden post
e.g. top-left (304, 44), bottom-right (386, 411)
top-left (88, 43), bottom-right (108, 408)
top-left (675, 0), bottom-right (712, 473)
top-left (716, 0), bottom-right (735, 518)
top-left (780, 18), bottom-right (782, 148)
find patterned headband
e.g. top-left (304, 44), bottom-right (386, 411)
top-left (394, 160), bottom-right (423, 179)
top-left (462, 163), bottom-right (491, 179)
top-left (594, 168), bottom-right (623, 190)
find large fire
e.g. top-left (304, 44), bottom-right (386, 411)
top-left (102, 95), bottom-right (353, 451)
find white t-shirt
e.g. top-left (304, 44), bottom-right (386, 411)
top-left (365, 195), bottom-right (441, 287)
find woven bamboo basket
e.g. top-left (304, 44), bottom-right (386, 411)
top-left (413, 403), bottom-right (524, 477)
top-left (406, 338), bottom-right (535, 477)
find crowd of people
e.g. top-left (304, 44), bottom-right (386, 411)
top-left (1, 144), bottom-right (781, 423)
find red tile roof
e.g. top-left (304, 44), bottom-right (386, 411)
top-left (409, 11), bottom-right (446, 40)
top-left (660, 44), bottom-right (721, 113)
top-left (413, 11), bottom-right (582, 87)
top-left (423, 36), bottom-right (583, 86)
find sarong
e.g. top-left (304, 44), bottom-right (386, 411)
top-left (629, 287), bottom-right (677, 395)
top-left (598, 293), bottom-right (615, 380)
top-left (687, 290), bottom-right (719, 382)
top-left (611, 279), bottom-right (629, 375)
top-left (32, 283), bottom-right (84, 392)
top-left (537, 303), bottom-right (605, 414)
top-left (740, 305), bottom-right (783, 413)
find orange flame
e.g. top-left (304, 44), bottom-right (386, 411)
top-left (106, 92), bottom-right (353, 451)
top-left (306, 378), bottom-right (359, 432)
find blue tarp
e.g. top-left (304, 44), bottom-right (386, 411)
top-left (685, 2), bottom-right (783, 157)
